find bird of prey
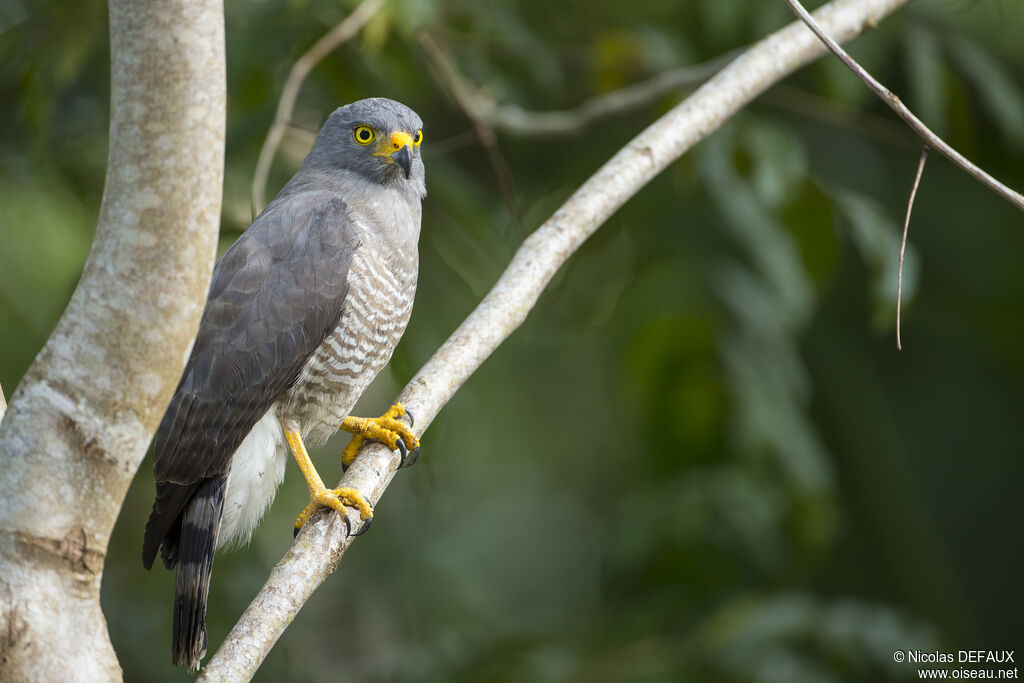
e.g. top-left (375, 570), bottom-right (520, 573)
top-left (141, 98), bottom-right (426, 672)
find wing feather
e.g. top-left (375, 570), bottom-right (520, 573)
top-left (142, 191), bottom-right (357, 569)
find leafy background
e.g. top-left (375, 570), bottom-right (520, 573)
top-left (1, 0), bottom-right (1022, 680)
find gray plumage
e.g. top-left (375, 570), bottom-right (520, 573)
top-left (142, 98), bottom-right (425, 672)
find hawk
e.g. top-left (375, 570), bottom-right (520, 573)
top-left (141, 98), bottom-right (426, 672)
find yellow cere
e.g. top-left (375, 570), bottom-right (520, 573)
top-left (389, 131), bottom-right (414, 151)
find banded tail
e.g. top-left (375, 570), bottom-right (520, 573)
top-left (169, 476), bottom-right (226, 673)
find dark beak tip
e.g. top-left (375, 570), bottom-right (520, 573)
top-left (393, 146), bottom-right (413, 179)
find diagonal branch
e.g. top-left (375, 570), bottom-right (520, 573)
top-left (786, 0), bottom-right (1024, 212)
top-left (250, 0), bottom-right (387, 215)
top-left (199, 0), bottom-right (912, 678)
top-left (0, 383), bottom-right (6, 423)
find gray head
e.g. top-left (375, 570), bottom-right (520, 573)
top-left (303, 98), bottom-right (425, 196)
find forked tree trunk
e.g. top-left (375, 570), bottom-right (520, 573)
top-left (0, 0), bottom-right (225, 679)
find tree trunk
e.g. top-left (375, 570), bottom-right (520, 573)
top-left (0, 0), bottom-right (225, 679)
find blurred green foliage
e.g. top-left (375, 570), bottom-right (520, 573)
top-left (2, 0), bottom-right (1023, 681)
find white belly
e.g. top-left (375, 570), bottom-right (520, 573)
top-left (218, 407), bottom-right (287, 549)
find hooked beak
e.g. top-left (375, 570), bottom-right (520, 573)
top-left (393, 145), bottom-right (412, 179)
top-left (389, 131), bottom-right (414, 179)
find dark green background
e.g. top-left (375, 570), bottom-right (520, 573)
top-left (2, 0), bottom-right (1022, 680)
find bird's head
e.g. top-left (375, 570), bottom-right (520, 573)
top-left (307, 97), bottom-right (425, 194)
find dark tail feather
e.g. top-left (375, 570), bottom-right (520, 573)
top-left (142, 481), bottom-right (197, 571)
top-left (172, 476), bottom-right (226, 673)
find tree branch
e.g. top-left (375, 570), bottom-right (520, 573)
top-left (250, 0), bottom-right (386, 215)
top-left (418, 30), bottom-right (524, 237)
top-left (786, 0), bottom-right (1024, 211)
top-left (0, 0), bottom-right (225, 679)
top-left (0, 383), bottom-right (6, 424)
top-left (199, 0), bottom-right (911, 678)
top-left (465, 51), bottom-right (738, 138)
top-left (763, 83), bottom-right (913, 149)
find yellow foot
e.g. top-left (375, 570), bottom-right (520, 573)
top-left (284, 427), bottom-right (374, 537)
top-left (340, 401), bottom-right (421, 470)
top-left (293, 485), bottom-right (373, 537)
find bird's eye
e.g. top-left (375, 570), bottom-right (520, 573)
top-left (414, 129), bottom-right (423, 146)
top-left (353, 125), bottom-right (376, 145)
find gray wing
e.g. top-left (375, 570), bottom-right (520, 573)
top-left (142, 192), bottom-right (358, 570)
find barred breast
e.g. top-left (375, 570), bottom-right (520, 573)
top-left (279, 235), bottom-right (418, 447)
top-left (219, 232), bottom-right (416, 549)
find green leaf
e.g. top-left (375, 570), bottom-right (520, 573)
top-left (833, 189), bottom-right (920, 331)
top-left (903, 25), bottom-right (949, 138)
top-left (948, 34), bottom-right (1024, 148)
top-left (739, 118), bottom-right (809, 210)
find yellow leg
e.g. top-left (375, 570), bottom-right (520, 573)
top-left (340, 401), bottom-right (420, 468)
top-left (285, 428), bottom-right (373, 535)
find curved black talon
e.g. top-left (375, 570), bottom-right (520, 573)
top-left (405, 408), bottom-right (415, 427)
top-left (396, 439), bottom-right (421, 468)
top-left (293, 524), bottom-right (301, 538)
top-left (401, 445), bottom-right (421, 469)
top-left (346, 514), bottom-right (373, 537)
top-left (341, 460), bottom-right (349, 474)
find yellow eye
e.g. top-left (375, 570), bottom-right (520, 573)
top-left (353, 125), bottom-right (375, 145)
top-left (414, 129), bottom-right (423, 146)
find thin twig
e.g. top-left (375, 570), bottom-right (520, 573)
top-left (417, 31), bottom-right (524, 238)
top-left (477, 52), bottom-right (739, 138)
top-left (897, 146), bottom-right (928, 350)
top-left (763, 83), bottom-right (913, 149)
top-left (250, 0), bottom-right (386, 215)
top-left (199, 1), bottom-right (913, 679)
top-left (786, 0), bottom-right (1024, 212)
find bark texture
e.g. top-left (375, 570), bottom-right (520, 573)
top-left (198, 0), bottom-right (910, 679)
top-left (0, 0), bottom-right (225, 680)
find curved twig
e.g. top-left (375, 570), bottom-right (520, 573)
top-left (418, 30), bottom-right (524, 237)
top-left (786, 0), bottom-right (1024, 211)
top-left (476, 52), bottom-right (739, 138)
top-left (897, 146), bottom-right (929, 350)
top-left (199, 0), bottom-right (912, 679)
top-left (250, 0), bottom-right (387, 215)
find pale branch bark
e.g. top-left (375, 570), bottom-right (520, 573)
top-left (786, 0), bottom-right (1024, 212)
top-left (0, 0), bottom-right (225, 680)
top-left (250, 0), bottom-right (386, 215)
top-left (0, 383), bottom-right (6, 424)
top-left (198, 0), bottom-right (911, 679)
